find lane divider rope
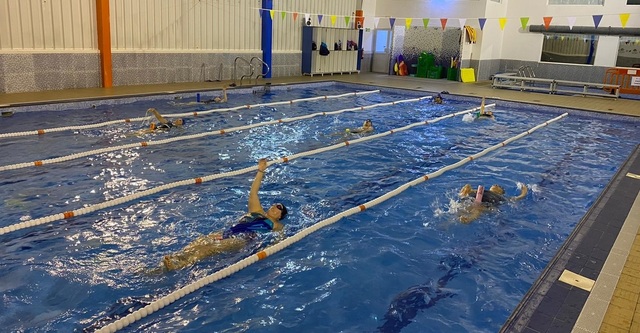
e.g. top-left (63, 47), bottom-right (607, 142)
top-left (0, 104), bottom-right (495, 236)
top-left (0, 90), bottom-right (380, 139)
top-left (93, 112), bottom-right (569, 333)
top-left (0, 96), bottom-right (451, 172)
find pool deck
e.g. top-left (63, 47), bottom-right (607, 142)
top-left (1, 73), bottom-right (639, 332)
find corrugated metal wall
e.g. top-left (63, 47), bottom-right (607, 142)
top-left (109, 0), bottom-right (261, 51)
top-left (0, 0), bottom-right (356, 51)
top-left (272, 0), bottom-right (356, 51)
top-left (0, 0), bottom-right (97, 50)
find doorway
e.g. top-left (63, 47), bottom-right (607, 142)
top-left (372, 29), bottom-right (392, 74)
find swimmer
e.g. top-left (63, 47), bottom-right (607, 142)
top-left (345, 119), bottom-right (374, 134)
top-left (434, 94), bottom-right (443, 104)
top-left (457, 183), bottom-right (527, 224)
top-left (135, 108), bottom-right (184, 134)
top-left (162, 158), bottom-right (287, 270)
top-left (475, 97), bottom-right (494, 120)
top-left (170, 87), bottom-right (228, 106)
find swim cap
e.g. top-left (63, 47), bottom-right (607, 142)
top-left (276, 203), bottom-right (288, 220)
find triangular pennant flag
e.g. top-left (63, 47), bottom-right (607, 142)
top-left (520, 17), bottom-right (529, 30)
top-left (405, 18), bottom-right (412, 29)
top-left (543, 17), bottom-right (553, 30)
top-left (567, 16), bottom-right (576, 30)
top-left (374, 17), bottom-right (380, 28)
top-left (345, 16), bottom-right (350, 27)
top-left (620, 13), bottom-right (630, 28)
top-left (422, 18), bottom-right (430, 28)
top-left (389, 17), bottom-right (396, 28)
top-left (499, 17), bottom-right (507, 30)
top-left (592, 15), bottom-right (602, 28)
top-left (318, 14), bottom-right (323, 25)
top-left (269, 10), bottom-right (274, 20)
top-left (293, 12), bottom-right (298, 21)
top-left (258, 8), bottom-right (263, 18)
top-left (478, 18), bottom-right (487, 31)
top-left (330, 15), bottom-right (337, 26)
top-left (440, 18), bottom-right (448, 30)
top-left (458, 18), bottom-right (466, 29)
top-left (281, 11), bottom-right (286, 20)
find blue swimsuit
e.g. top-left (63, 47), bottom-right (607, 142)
top-left (156, 122), bottom-right (174, 130)
top-left (222, 212), bottom-right (274, 239)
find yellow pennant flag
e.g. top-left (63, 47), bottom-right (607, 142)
top-left (405, 18), bottom-right (412, 29)
top-left (331, 15), bottom-right (337, 26)
top-left (499, 17), bottom-right (507, 31)
top-left (269, 10), bottom-right (274, 20)
top-left (620, 13), bottom-right (630, 28)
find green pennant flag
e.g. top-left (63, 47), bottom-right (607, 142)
top-left (345, 16), bottom-right (351, 27)
top-left (520, 17), bottom-right (529, 30)
top-left (422, 18), bottom-right (430, 28)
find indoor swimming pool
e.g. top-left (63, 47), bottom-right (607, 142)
top-left (1, 82), bottom-right (639, 333)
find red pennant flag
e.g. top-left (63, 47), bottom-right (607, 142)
top-left (293, 12), bottom-right (298, 21)
top-left (440, 18), bottom-right (448, 30)
top-left (543, 17), bottom-right (553, 30)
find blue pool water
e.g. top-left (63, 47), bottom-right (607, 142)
top-left (0, 82), bottom-right (639, 332)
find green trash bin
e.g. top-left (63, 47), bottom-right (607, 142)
top-left (447, 67), bottom-right (458, 81)
top-left (417, 52), bottom-right (434, 78)
top-left (427, 66), bottom-right (442, 79)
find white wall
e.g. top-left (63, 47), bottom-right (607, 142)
top-left (502, 0), bottom-right (640, 65)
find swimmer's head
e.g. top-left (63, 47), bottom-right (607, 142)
top-left (489, 185), bottom-right (504, 195)
top-left (269, 203), bottom-right (288, 220)
top-left (174, 118), bottom-right (184, 126)
top-left (363, 119), bottom-right (373, 128)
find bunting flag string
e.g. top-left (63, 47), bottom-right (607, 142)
top-left (252, 7), bottom-right (636, 32)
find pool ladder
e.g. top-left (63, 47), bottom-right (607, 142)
top-left (230, 56), bottom-right (271, 87)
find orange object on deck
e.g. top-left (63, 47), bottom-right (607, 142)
top-left (604, 67), bottom-right (640, 95)
top-left (355, 10), bottom-right (364, 29)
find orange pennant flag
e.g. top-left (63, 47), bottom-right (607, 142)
top-left (543, 17), bottom-right (553, 30)
top-left (293, 12), bottom-right (298, 21)
top-left (440, 18), bottom-right (448, 30)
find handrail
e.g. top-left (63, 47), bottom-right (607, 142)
top-left (518, 65), bottom-right (536, 78)
top-left (231, 57), bottom-right (254, 87)
top-left (250, 57), bottom-right (270, 84)
top-left (492, 73), bottom-right (620, 98)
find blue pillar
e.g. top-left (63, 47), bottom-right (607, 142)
top-left (261, 0), bottom-right (273, 78)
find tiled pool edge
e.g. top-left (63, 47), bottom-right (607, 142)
top-left (499, 145), bottom-right (640, 333)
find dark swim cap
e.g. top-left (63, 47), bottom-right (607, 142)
top-left (276, 203), bottom-right (288, 220)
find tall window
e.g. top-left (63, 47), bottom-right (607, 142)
top-left (617, 37), bottom-right (640, 67)
top-left (548, 0), bottom-right (604, 4)
top-left (541, 34), bottom-right (598, 65)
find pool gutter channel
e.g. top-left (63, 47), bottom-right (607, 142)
top-left (500, 144), bottom-right (640, 332)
